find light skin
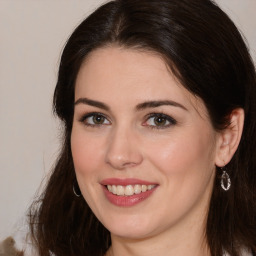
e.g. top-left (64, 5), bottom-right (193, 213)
top-left (71, 46), bottom-right (244, 256)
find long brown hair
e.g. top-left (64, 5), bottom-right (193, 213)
top-left (28, 0), bottom-right (256, 255)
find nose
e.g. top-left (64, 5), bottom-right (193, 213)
top-left (105, 126), bottom-right (143, 170)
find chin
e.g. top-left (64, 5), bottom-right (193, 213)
top-left (109, 227), bottom-right (154, 240)
top-left (101, 214), bottom-right (158, 239)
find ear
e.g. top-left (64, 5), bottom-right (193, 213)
top-left (215, 108), bottom-right (244, 167)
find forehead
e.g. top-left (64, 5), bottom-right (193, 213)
top-left (75, 46), bottom-right (207, 115)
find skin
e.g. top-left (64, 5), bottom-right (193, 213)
top-left (71, 46), bottom-right (244, 256)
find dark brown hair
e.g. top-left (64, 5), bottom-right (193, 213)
top-left (28, 0), bottom-right (256, 255)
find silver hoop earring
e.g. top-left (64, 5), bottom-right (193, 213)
top-left (221, 167), bottom-right (231, 191)
top-left (73, 181), bottom-right (81, 197)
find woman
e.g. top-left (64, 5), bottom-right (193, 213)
top-left (29, 0), bottom-right (256, 255)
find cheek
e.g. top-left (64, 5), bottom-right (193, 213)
top-left (146, 128), bottom-right (216, 184)
top-left (71, 130), bottom-right (104, 177)
top-left (71, 129), bottom-right (106, 210)
top-left (143, 130), bottom-right (216, 224)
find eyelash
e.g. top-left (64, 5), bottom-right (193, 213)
top-left (79, 112), bottom-right (177, 129)
top-left (79, 112), bottom-right (111, 127)
top-left (143, 113), bottom-right (177, 129)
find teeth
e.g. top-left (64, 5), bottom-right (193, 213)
top-left (112, 185), bottom-right (117, 195)
top-left (141, 185), bottom-right (147, 192)
top-left (134, 184), bottom-right (142, 194)
top-left (106, 184), bottom-right (156, 196)
top-left (117, 185), bottom-right (125, 196)
top-left (125, 185), bottom-right (134, 196)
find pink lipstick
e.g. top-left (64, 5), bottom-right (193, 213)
top-left (101, 178), bottom-right (158, 207)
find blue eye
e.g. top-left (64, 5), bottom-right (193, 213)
top-left (144, 113), bottom-right (177, 129)
top-left (80, 113), bottom-right (110, 126)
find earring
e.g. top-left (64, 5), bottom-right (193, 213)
top-left (73, 180), bottom-right (81, 197)
top-left (220, 167), bottom-right (231, 191)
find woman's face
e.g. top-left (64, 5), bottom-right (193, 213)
top-left (71, 46), bottom-right (220, 239)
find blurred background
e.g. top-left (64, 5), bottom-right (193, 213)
top-left (0, 0), bottom-right (255, 245)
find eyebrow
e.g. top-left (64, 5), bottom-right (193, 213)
top-left (136, 100), bottom-right (188, 111)
top-left (74, 98), bottom-right (187, 112)
top-left (74, 98), bottom-right (110, 111)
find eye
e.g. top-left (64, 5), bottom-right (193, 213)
top-left (80, 113), bottom-right (111, 126)
top-left (143, 113), bottom-right (177, 129)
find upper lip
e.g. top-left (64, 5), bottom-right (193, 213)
top-left (101, 178), bottom-right (157, 186)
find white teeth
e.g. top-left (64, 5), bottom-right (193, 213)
top-left (148, 185), bottom-right (154, 190)
top-left (125, 185), bottom-right (134, 196)
top-left (141, 185), bottom-right (147, 192)
top-left (134, 184), bottom-right (142, 194)
top-left (106, 184), bottom-right (156, 196)
top-left (116, 185), bottom-right (125, 196)
top-left (112, 185), bottom-right (117, 195)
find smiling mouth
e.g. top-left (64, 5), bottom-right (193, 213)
top-left (106, 184), bottom-right (156, 196)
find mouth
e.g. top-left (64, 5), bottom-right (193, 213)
top-left (105, 184), bottom-right (156, 196)
top-left (101, 178), bottom-right (158, 207)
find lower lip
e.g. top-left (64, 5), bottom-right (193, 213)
top-left (102, 186), bottom-right (157, 207)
